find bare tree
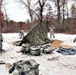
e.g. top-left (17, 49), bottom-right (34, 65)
top-left (0, 0), bottom-right (3, 12)
top-left (71, 3), bottom-right (76, 26)
top-left (0, 0), bottom-right (3, 51)
top-left (60, 0), bottom-right (67, 24)
top-left (18, 0), bottom-right (34, 23)
top-left (50, 0), bottom-right (70, 25)
top-left (38, 0), bottom-right (47, 24)
top-left (17, 0), bottom-right (47, 25)
top-left (66, 2), bottom-right (69, 19)
top-left (3, 6), bottom-right (9, 32)
top-left (0, 0), bottom-right (4, 26)
top-left (45, 4), bottom-right (53, 31)
top-left (50, 0), bottom-right (65, 24)
top-left (53, 0), bottom-right (62, 24)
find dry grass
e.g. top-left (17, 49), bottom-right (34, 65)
top-left (51, 39), bottom-right (74, 48)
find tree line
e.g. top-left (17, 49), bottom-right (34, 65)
top-left (0, 0), bottom-right (76, 33)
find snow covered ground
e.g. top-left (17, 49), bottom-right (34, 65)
top-left (0, 33), bottom-right (76, 75)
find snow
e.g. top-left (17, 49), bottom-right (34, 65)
top-left (0, 33), bottom-right (76, 75)
top-left (48, 33), bottom-right (76, 46)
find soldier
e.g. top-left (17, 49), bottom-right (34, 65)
top-left (0, 26), bottom-right (3, 51)
top-left (49, 25), bottom-right (55, 38)
top-left (19, 30), bottom-right (25, 39)
top-left (73, 37), bottom-right (76, 42)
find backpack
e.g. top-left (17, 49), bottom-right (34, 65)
top-left (9, 59), bottom-right (39, 75)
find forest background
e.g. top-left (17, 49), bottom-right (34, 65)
top-left (0, 0), bottom-right (76, 34)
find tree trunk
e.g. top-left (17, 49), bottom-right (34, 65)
top-left (0, 24), bottom-right (2, 51)
top-left (62, 3), bottom-right (65, 24)
top-left (57, 0), bottom-right (61, 24)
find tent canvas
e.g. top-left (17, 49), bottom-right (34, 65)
top-left (19, 23), bottom-right (50, 45)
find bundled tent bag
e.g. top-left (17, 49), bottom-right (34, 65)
top-left (30, 47), bottom-right (41, 56)
top-left (21, 44), bottom-right (31, 54)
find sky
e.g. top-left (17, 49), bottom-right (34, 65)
top-left (2, 0), bottom-right (75, 22)
top-left (3, 0), bottom-right (30, 22)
